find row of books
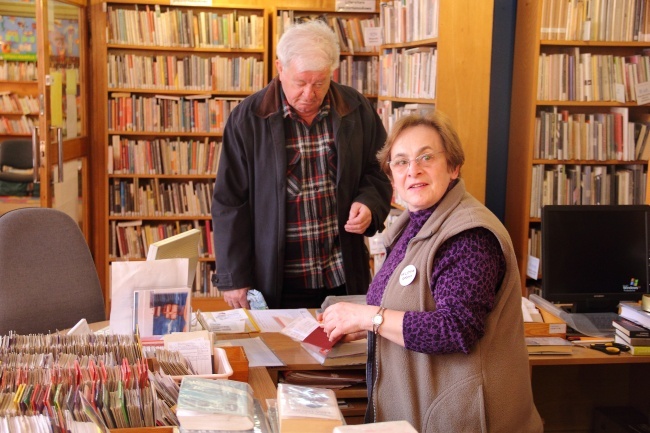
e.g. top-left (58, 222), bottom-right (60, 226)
top-left (107, 5), bottom-right (264, 49)
top-left (107, 53), bottom-right (265, 92)
top-left (537, 51), bottom-right (650, 103)
top-left (614, 302), bottom-right (650, 355)
top-left (541, 0), bottom-right (650, 42)
top-left (109, 178), bottom-right (213, 217)
top-left (528, 228), bottom-right (542, 270)
top-left (534, 107), bottom-right (646, 162)
top-left (108, 136), bottom-right (222, 176)
top-left (0, 60), bottom-right (37, 81)
top-left (0, 92), bottom-right (38, 115)
top-left (276, 12), bottom-right (379, 55)
top-left (107, 94), bottom-right (240, 134)
top-left (334, 56), bottom-right (379, 96)
top-left (194, 261), bottom-right (219, 297)
top-left (380, 0), bottom-right (439, 44)
top-left (379, 46), bottom-right (437, 99)
top-left (529, 164), bottom-right (646, 217)
top-left (376, 101), bottom-right (436, 136)
top-left (110, 219), bottom-right (214, 259)
top-left (0, 115), bottom-right (34, 135)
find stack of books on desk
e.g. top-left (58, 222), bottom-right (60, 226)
top-left (613, 303), bottom-right (650, 356)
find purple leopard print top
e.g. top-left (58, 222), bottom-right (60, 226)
top-left (366, 203), bottom-right (505, 354)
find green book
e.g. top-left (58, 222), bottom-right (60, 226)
top-left (177, 377), bottom-right (254, 431)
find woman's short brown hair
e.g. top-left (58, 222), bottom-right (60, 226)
top-left (377, 109), bottom-right (465, 179)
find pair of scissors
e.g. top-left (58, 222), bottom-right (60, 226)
top-left (589, 342), bottom-right (630, 355)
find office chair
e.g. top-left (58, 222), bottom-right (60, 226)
top-left (0, 208), bottom-right (106, 334)
top-left (0, 138), bottom-right (33, 183)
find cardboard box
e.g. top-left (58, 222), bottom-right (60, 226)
top-left (524, 306), bottom-right (567, 338)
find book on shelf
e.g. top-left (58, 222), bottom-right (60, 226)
top-left (277, 383), bottom-right (343, 433)
top-left (177, 377), bottom-right (254, 431)
top-left (333, 420), bottom-right (418, 432)
top-left (614, 334), bottom-right (650, 356)
top-left (614, 329), bottom-right (650, 347)
top-left (618, 302), bottom-right (650, 330)
top-left (612, 316), bottom-right (650, 338)
top-left (525, 337), bottom-right (574, 355)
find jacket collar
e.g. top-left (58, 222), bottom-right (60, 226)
top-left (254, 76), bottom-right (354, 119)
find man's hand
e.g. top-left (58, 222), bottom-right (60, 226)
top-left (344, 202), bottom-right (371, 234)
top-left (224, 287), bottom-right (251, 309)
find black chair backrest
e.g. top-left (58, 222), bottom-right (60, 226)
top-left (0, 138), bottom-right (32, 169)
top-left (0, 208), bottom-right (106, 334)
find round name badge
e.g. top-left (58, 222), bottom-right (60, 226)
top-left (399, 265), bottom-right (417, 286)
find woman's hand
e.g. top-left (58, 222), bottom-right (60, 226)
top-left (319, 302), bottom-right (377, 342)
top-left (320, 302), bottom-right (406, 347)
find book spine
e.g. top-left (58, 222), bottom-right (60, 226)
top-left (630, 345), bottom-right (650, 355)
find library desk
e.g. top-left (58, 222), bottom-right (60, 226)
top-left (257, 332), bottom-right (650, 431)
top-left (529, 348), bottom-right (650, 432)
top-left (93, 320), bottom-right (650, 431)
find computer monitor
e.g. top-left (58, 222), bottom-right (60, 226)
top-left (146, 228), bottom-right (202, 288)
top-left (541, 205), bottom-right (650, 314)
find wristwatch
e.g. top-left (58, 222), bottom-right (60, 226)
top-left (372, 307), bottom-right (387, 334)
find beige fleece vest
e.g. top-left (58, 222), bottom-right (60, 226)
top-left (371, 180), bottom-right (543, 433)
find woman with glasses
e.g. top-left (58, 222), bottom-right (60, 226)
top-left (320, 110), bottom-right (543, 432)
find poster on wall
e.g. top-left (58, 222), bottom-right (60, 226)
top-left (0, 15), bottom-right (79, 61)
top-left (0, 15), bottom-right (36, 61)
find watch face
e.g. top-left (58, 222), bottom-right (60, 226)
top-left (373, 314), bottom-right (383, 325)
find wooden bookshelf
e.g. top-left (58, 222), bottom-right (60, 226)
top-left (89, 1), bottom-right (268, 309)
top-left (0, 83), bottom-right (38, 139)
top-left (505, 0), bottom-right (650, 295)
top-left (376, 0), bottom-right (493, 203)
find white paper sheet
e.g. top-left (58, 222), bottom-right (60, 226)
top-left (215, 337), bottom-right (285, 367)
top-left (247, 308), bottom-right (313, 332)
top-left (164, 330), bottom-right (213, 375)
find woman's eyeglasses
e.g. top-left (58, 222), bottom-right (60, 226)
top-left (388, 150), bottom-right (445, 173)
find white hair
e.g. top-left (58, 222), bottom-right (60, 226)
top-left (276, 19), bottom-right (340, 73)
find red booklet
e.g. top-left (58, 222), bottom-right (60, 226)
top-left (302, 325), bottom-right (342, 355)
